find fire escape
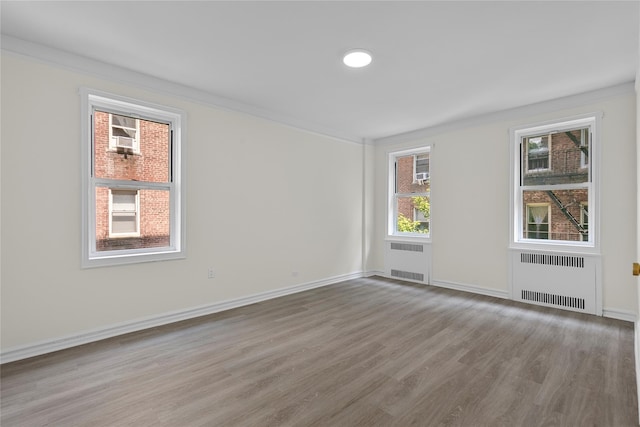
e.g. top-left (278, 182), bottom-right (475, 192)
top-left (546, 131), bottom-right (589, 239)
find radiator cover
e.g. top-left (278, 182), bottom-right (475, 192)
top-left (511, 249), bottom-right (600, 315)
top-left (384, 241), bottom-right (430, 284)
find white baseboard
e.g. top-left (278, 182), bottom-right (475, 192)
top-left (364, 270), bottom-right (384, 277)
top-left (0, 271), bottom-right (363, 364)
top-left (430, 279), bottom-right (511, 300)
top-left (602, 308), bottom-right (637, 323)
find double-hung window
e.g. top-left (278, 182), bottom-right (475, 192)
top-left (389, 147), bottom-right (431, 237)
top-left (81, 89), bottom-right (186, 267)
top-left (511, 114), bottom-right (599, 249)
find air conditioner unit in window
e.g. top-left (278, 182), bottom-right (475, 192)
top-left (415, 172), bottom-right (429, 181)
top-left (115, 136), bottom-right (134, 149)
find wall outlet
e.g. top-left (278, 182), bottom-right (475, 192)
top-left (208, 267), bottom-right (215, 279)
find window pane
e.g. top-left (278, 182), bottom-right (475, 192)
top-left (96, 187), bottom-right (171, 252)
top-left (111, 190), bottom-right (136, 211)
top-left (396, 152), bottom-right (429, 193)
top-left (94, 110), bottom-right (170, 183)
top-left (112, 214), bottom-right (137, 234)
top-left (522, 189), bottom-right (588, 242)
top-left (112, 114), bottom-right (136, 129)
top-left (415, 154), bottom-right (429, 175)
top-left (397, 195), bottom-right (430, 234)
top-left (522, 127), bottom-right (589, 186)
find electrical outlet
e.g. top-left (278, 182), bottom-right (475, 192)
top-left (208, 267), bottom-right (215, 279)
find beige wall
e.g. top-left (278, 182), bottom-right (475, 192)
top-left (1, 54), bottom-right (364, 351)
top-left (2, 51), bottom-right (637, 356)
top-left (373, 90), bottom-right (637, 314)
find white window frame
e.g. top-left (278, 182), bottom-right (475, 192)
top-left (108, 189), bottom-right (140, 238)
top-left (81, 88), bottom-right (186, 267)
top-left (388, 146), bottom-right (431, 239)
top-left (510, 113), bottom-right (600, 253)
top-left (108, 113), bottom-right (140, 153)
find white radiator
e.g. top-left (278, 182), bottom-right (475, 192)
top-left (511, 249), bottom-right (600, 315)
top-left (384, 241), bottom-right (430, 284)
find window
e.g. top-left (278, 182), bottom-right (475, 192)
top-left (525, 135), bottom-right (550, 171)
top-left (109, 189), bottom-right (139, 237)
top-left (389, 147), bottom-right (431, 237)
top-left (511, 114), bottom-right (598, 249)
top-left (580, 202), bottom-right (589, 242)
top-left (414, 153), bottom-right (429, 182)
top-left (81, 89), bottom-right (186, 267)
top-left (109, 113), bottom-right (139, 153)
top-left (526, 204), bottom-right (549, 239)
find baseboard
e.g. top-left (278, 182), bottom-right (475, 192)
top-left (364, 270), bottom-right (384, 277)
top-left (602, 308), bottom-right (637, 323)
top-left (431, 279), bottom-right (510, 300)
top-left (0, 271), bottom-right (364, 364)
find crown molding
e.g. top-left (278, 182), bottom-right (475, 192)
top-left (1, 35), bottom-right (363, 145)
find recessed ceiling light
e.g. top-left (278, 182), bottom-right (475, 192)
top-left (343, 49), bottom-right (372, 68)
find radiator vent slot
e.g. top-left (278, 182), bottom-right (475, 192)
top-left (521, 290), bottom-right (585, 310)
top-left (391, 269), bottom-right (424, 282)
top-left (520, 253), bottom-right (584, 268)
top-left (390, 243), bottom-right (424, 252)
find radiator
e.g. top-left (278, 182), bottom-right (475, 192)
top-left (384, 241), bottom-right (430, 284)
top-left (511, 249), bottom-right (600, 314)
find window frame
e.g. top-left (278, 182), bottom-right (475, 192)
top-left (81, 88), bottom-right (186, 268)
top-left (388, 146), bottom-right (432, 239)
top-left (510, 113), bottom-right (600, 253)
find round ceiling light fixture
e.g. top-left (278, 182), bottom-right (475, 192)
top-left (343, 49), bottom-right (372, 68)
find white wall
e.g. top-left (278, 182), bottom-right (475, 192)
top-left (0, 54), bottom-right (364, 352)
top-left (373, 88), bottom-right (637, 315)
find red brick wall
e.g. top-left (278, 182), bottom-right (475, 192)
top-left (94, 111), bottom-right (171, 251)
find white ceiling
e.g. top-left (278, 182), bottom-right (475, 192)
top-left (2, 1), bottom-right (638, 143)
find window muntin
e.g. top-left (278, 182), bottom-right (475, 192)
top-left (82, 89), bottom-right (185, 267)
top-left (390, 148), bottom-right (431, 237)
top-left (512, 115), bottom-right (597, 249)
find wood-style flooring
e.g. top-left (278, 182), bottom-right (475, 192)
top-left (1, 276), bottom-right (637, 426)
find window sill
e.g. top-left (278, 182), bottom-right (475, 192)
top-left (510, 240), bottom-right (598, 255)
top-left (83, 247), bottom-right (185, 268)
top-left (386, 235), bottom-right (431, 244)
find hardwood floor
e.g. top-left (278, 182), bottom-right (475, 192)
top-left (1, 276), bottom-right (637, 426)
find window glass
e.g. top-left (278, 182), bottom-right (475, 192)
top-left (390, 149), bottom-right (430, 237)
top-left (513, 116), bottom-right (596, 248)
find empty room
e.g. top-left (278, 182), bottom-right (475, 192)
top-left (1, 1), bottom-right (640, 426)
